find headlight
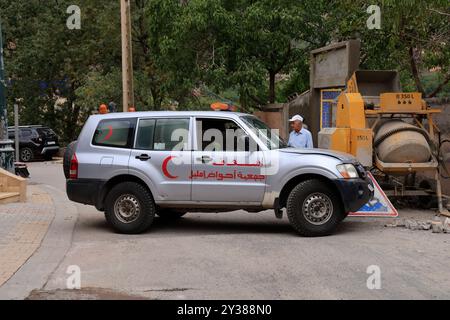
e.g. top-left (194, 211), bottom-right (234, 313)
top-left (336, 164), bottom-right (359, 179)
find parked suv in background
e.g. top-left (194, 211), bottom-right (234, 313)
top-left (8, 125), bottom-right (60, 162)
top-left (64, 111), bottom-right (374, 237)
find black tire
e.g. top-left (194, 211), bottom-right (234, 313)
top-left (104, 182), bottom-right (156, 234)
top-left (286, 179), bottom-right (344, 237)
top-left (44, 154), bottom-right (53, 161)
top-left (157, 209), bottom-right (187, 219)
top-left (20, 148), bottom-right (34, 162)
top-left (63, 141), bottom-right (77, 179)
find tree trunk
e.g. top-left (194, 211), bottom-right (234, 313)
top-left (65, 82), bottom-right (80, 143)
top-left (69, 103), bottom-right (81, 141)
top-left (151, 87), bottom-right (162, 111)
top-left (269, 71), bottom-right (276, 104)
top-left (409, 47), bottom-right (425, 94)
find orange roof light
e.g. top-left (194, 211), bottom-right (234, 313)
top-left (211, 102), bottom-right (236, 112)
top-left (99, 104), bottom-right (108, 114)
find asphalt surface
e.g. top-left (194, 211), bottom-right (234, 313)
top-left (11, 161), bottom-right (450, 299)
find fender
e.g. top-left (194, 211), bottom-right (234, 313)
top-left (127, 168), bottom-right (159, 201)
top-left (262, 166), bottom-right (340, 209)
top-left (277, 166), bottom-right (339, 188)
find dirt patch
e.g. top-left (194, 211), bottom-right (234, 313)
top-left (26, 287), bottom-right (150, 300)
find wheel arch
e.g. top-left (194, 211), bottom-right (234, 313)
top-left (278, 174), bottom-right (343, 210)
top-left (96, 174), bottom-right (153, 211)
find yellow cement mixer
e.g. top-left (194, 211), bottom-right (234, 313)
top-left (318, 70), bottom-right (449, 214)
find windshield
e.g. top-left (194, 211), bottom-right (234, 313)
top-left (240, 116), bottom-right (288, 150)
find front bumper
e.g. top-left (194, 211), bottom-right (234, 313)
top-left (333, 177), bottom-right (374, 213)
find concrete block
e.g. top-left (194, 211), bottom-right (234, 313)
top-left (443, 218), bottom-right (450, 233)
top-left (432, 221), bottom-right (444, 233)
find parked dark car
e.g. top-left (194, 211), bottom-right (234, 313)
top-left (8, 125), bottom-right (60, 162)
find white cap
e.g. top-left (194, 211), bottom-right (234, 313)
top-left (289, 115), bottom-right (304, 122)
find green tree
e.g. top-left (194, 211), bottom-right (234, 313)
top-left (1, 0), bottom-right (448, 147)
top-left (2, 0), bottom-right (122, 143)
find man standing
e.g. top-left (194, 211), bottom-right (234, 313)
top-left (288, 115), bottom-right (314, 149)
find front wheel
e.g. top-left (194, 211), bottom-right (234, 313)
top-left (105, 182), bottom-right (155, 234)
top-left (286, 179), bottom-right (344, 237)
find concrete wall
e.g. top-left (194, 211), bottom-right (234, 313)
top-left (254, 103), bottom-right (290, 141)
top-left (418, 99), bottom-right (450, 196)
top-left (287, 90), bottom-right (310, 120)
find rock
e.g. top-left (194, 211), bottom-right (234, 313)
top-left (395, 219), bottom-right (406, 227)
top-left (385, 218), bottom-right (438, 232)
top-left (405, 219), bottom-right (419, 230)
top-left (419, 221), bottom-right (432, 231)
top-left (385, 223), bottom-right (397, 228)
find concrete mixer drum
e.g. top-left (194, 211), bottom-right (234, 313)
top-left (374, 120), bottom-right (432, 164)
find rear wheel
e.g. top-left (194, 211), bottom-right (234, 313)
top-left (105, 182), bottom-right (155, 234)
top-left (286, 179), bottom-right (344, 237)
top-left (20, 148), bottom-right (34, 162)
top-left (157, 209), bottom-right (187, 220)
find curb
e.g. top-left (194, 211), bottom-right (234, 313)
top-left (0, 185), bottom-right (78, 300)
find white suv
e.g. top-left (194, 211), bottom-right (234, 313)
top-left (64, 111), bottom-right (373, 237)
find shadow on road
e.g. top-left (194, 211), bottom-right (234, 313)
top-left (77, 212), bottom-right (363, 238)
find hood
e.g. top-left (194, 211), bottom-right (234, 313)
top-left (279, 148), bottom-right (357, 163)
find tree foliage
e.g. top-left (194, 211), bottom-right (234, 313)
top-left (0, 0), bottom-right (448, 144)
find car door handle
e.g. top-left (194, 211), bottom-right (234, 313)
top-left (135, 154), bottom-right (151, 161)
top-left (196, 155), bottom-right (213, 163)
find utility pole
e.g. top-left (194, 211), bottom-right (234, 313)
top-left (120, 0), bottom-right (135, 112)
top-left (0, 21), bottom-right (14, 172)
top-left (14, 103), bottom-right (19, 162)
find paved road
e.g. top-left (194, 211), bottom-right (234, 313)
top-left (14, 161), bottom-right (450, 299)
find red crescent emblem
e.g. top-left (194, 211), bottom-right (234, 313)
top-left (101, 125), bottom-right (113, 142)
top-left (162, 156), bottom-right (179, 179)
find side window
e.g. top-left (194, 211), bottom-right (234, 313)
top-left (153, 119), bottom-right (190, 151)
top-left (93, 119), bottom-right (135, 148)
top-left (196, 118), bottom-right (251, 152)
top-left (135, 119), bottom-right (156, 150)
top-left (20, 129), bottom-right (32, 138)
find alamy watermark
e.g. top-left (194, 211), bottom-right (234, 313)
top-left (66, 5), bottom-right (81, 30)
top-left (66, 265), bottom-right (81, 290)
top-left (367, 5), bottom-right (381, 30)
top-left (366, 265), bottom-right (381, 290)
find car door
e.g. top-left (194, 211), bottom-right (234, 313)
top-left (129, 117), bottom-right (192, 202)
top-left (191, 117), bottom-right (266, 203)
